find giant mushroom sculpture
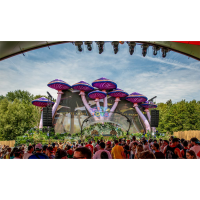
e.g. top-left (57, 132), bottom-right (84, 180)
top-left (32, 97), bottom-right (54, 129)
top-left (107, 88), bottom-right (129, 118)
top-left (92, 77), bottom-right (117, 110)
top-left (141, 101), bottom-right (158, 133)
top-left (126, 92), bottom-right (151, 132)
top-left (88, 90), bottom-right (107, 120)
top-left (47, 79), bottom-right (71, 117)
top-left (71, 81), bottom-right (94, 116)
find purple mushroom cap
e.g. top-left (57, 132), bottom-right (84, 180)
top-left (108, 88), bottom-right (129, 98)
top-left (88, 90), bottom-right (107, 99)
top-left (141, 101), bottom-right (157, 109)
top-left (47, 79), bottom-right (71, 91)
top-left (32, 97), bottom-right (55, 107)
top-left (126, 92), bottom-right (148, 103)
top-left (72, 81), bottom-right (94, 92)
top-left (92, 77), bottom-right (117, 90)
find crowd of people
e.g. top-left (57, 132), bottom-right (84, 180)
top-left (0, 136), bottom-right (200, 159)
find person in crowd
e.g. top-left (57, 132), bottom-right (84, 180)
top-left (118, 139), bottom-right (122, 146)
top-left (100, 151), bottom-right (109, 159)
top-left (176, 138), bottom-right (184, 150)
top-left (14, 149), bottom-right (23, 159)
top-left (111, 140), bottom-right (125, 159)
top-left (181, 140), bottom-right (189, 159)
top-left (190, 137), bottom-right (200, 159)
top-left (139, 150), bottom-right (156, 159)
top-left (66, 145), bottom-right (74, 158)
top-left (85, 141), bottom-right (94, 153)
top-left (143, 140), bottom-right (150, 151)
top-left (73, 147), bottom-right (92, 159)
top-left (124, 140), bottom-right (130, 158)
top-left (186, 150), bottom-right (197, 159)
top-left (93, 142), bottom-right (112, 159)
top-left (180, 139), bottom-right (185, 146)
top-left (23, 145), bottom-right (34, 159)
top-left (10, 147), bottom-right (18, 159)
top-left (105, 141), bottom-right (112, 153)
top-left (153, 139), bottom-right (157, 144)
top-left (129, 136), bottom-right (138, 159)
top-left (169, 136), bottom-right (174, 145)
top-left (153, 143), bottom-right (165, 159)
top-left (158, 139), bottom-right (163, 150)
top-left (5, 147), bottom-right (12, 159)
top-left (55, 149), bottom-right (68, 159)
top-left (42, 145), bottom-right (48, 154)
top-left (46, 147), bottom-right (55, 159)
top-left (160, 140), bottom-right (169, 153)
top-left (131, 142), bottom-right (138, 159)
top-left (163, 138), bottom-right (182, 159)
top-left (134, 144), bottom-right (144, 159)
top-left (94, 140), bottom-right (100, 153)
top-left (28, 143), bottom-right (49, 159)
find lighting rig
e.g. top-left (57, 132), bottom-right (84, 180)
top-left (141, 44), bottom-right (149, 57)
top-left (112, 41), bottom-right (119, 54)
top-left (84, 41), bottom-right (93, 51)
top-left (96, 41), bottom-right (105, 54)
top-left (75, 41), bottom-right (83, 52)
top-left (161, 47), bottom-right (170, 58)
top-left (127, 42), bottom-right (136, 55)
top-left (152, 45), bottom-right (160, 56)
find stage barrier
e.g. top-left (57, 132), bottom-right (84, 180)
top-left (174, 130), bottom-right (200, 140)
top-left (0, 140), bottom-right (15, 147)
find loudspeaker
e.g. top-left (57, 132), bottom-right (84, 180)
top-left (150, 110), bottom-right (159, 127)
top-left (43, 107), bottom-right (52, 127)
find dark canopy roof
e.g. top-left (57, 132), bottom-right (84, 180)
top-left (0, 41), bottom-right (200, 61)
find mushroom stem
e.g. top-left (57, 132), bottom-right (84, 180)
top-left (39, 108), bottom-right (43, 129)
top-left (102, 90), bottom-right (108, 111)
top-left (95, 98), bottom-right (104, 121)
top-left (133, 103), bottom-right (151, 132)
top-left (79, 91), bottom-right (98, 120)
top-left (108, 97), bottom-right (120, 119)
top-left (52, 90), bottom-right (63, 117)
top-left (144, 108), bottom-right (156, 133)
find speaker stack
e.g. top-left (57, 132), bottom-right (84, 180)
top-left (43, 107), bottom-right (52, 127)
top-left (150, 110), bottom-right (159, 127)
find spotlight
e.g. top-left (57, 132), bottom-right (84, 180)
top-left (75, 41), bottom-right (83, 52)
top-left (128, 42), bottom-right (136, 55)
top-left (112, 41), bottom-right (119, 54)
top-left (96, 41), bottom-right (105, 54)
top-left (152, 45), bottom-right (160, 56)
top-left (141, 44), bottom-right (149, 57)
top-left (161, 47), bottom-right (170, 58)
top-left (84, 41), bottom-right (93, 51)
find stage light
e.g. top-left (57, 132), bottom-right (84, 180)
top-left (75, 41), bottom-right (83, 52)
top-left (152, 45), bottom-right (160, 56)
top-left (96, 41), bottom-right (105, 54)
top-left (141, 44), bottom-right (149, 57)
top-left (127, 42), bottom-right (136, 55)
top-left (161, 47), bottom-right (170, 58)
top-left (84, 41), bottom-right (93, 51)
top-left (112, 41), bottom-right (119, 54)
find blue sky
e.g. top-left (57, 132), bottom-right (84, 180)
top-left (0, 42), bottom-right (200, 103)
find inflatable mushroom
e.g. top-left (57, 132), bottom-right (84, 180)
top-left (47, 79), bottom-right (71, 117)
top-left (141, 101), bottom-right (158, 133)
top-left (92, 77), bottom-right (117, 110)
top-left (32, 97), bottom-right (54, 129)
top-left (126, 92), bottom-right (151, 132)
top-left (71, 81), bottom-right (94, 116)
top-left (107, 88), bottom-right (129, 118)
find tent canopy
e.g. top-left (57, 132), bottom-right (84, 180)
top-left (0, 41), bottom-right (200, 61)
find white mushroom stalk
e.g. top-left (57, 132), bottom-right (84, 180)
top-left (134, 103), bottom-right (151, 132)
top-left (39, 108), bottom-right (43, 129)
top-left (52, 90), bottom-right (63, 117)
top-left (144, 108), bottom-right (156, 133)
top-left (79, 91), bottom-right (99, 121)
top-left (108, 97), bottom-right (120, 120)
top-left (95, 98), bottom-right (104, 121)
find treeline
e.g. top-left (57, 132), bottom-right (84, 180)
top-left (157, 99), bottom-right (200, 134)
top-left (0, 90), bottom-right (48, 141)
